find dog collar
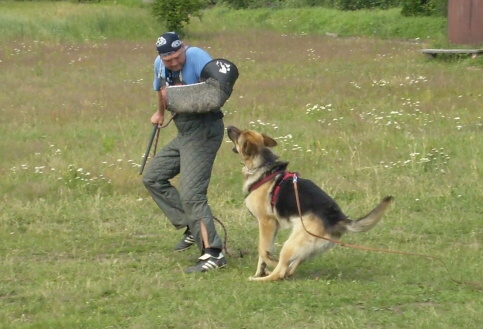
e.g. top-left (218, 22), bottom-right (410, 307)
top-left (247, 170), bottom-right (283, 194)
top-left (246, 161), bottom-right (289, 193)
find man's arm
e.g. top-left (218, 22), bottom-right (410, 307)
top-left (151, 87), bottom-right (166, 125)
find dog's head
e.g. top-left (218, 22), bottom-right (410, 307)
top-left (227, 126), bottom-right (277, 158)
top-left (226, 126), bottom-right (280, 175)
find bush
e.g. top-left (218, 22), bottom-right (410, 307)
top-left (223, 0), bottom-right (250, 9)
top-left (334, 0), bottom-right (401, 10)
top-left (429, 0), bottom-right (447, 16)
top-left (401, 0), bottom-right (447, 17)
top-left (225, 0), bottom-right (402, 10)
top-left (223, 0), bottom-right (285, 9)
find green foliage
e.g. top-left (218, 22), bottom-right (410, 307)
top-left (401, 0), bottom-right (431, 16)
top-left (433, 0), bottom-right (448, 16)
top-left (333, 0), bottom-right (401, 10)
top-left (281, 0), bottom-right (333, 7)
top-left (151, 0), bottom-right (204, 36)
top-left (222, 0), bottom-right (248, 9)
top-left (223, 0), bottom-right (285, 9)
top-left (401, 0), bottom-right (447, 17)
top-left (225, 0), bottom-right (401, 9)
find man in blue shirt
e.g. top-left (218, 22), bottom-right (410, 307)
top-left (143, 32), bottom-right (228, 273)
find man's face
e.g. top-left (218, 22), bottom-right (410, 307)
top-left (161, 47), bottom-right (185, 71)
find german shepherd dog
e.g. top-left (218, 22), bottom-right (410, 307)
top-left (226, 126), bottom-right (393, 282)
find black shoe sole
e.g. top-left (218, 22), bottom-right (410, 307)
top-left (173, 244), bottom-right (194, 252)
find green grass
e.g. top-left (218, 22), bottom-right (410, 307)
top-left (0, 0), bottom-right (157, 42)
top-left (1, 2), bottom-right (483, 329)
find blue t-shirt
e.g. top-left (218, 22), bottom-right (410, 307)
top-left (153, 46), bottom-right (212, 91)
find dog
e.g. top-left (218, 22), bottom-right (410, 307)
top-left (226, 126), bottom-right (393, 282)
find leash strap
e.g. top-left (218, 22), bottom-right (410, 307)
top-left (152, 113), bottom-right (177, 156)
top-left (213, 216), bottom-right (244, 259)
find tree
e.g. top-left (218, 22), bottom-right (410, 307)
top-left (151, 0), bottom-right (204, 37)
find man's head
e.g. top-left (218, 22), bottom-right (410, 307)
top-left (156, 32), bottom-right (185, 71)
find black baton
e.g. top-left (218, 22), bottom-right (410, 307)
top-left (138, 124), bottom-right (159, 175)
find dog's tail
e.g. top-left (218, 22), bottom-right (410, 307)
top-left (342, 196), bottom-right (393, 233)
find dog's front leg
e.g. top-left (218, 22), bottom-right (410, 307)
top-left (253, 257), bottom-right (270, 277)
top-left (251, 216), bottom-right (279, 278)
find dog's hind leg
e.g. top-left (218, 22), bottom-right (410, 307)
top-left (252, 217), bottom-right (279, 278)
top-left (286, 239), bottom-right (334, 277)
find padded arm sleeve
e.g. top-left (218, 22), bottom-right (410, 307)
top-left (165, 59), bottom-right (239, 114)
top-left (166, 79), bottom-right (230, 114)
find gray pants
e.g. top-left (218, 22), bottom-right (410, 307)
top-left (142, 111), bottom-right (224, 253)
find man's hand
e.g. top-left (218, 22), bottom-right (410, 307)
top-left (151, 110), bottom-right (164, 126)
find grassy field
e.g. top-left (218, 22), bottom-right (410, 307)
top-left (1, 2), bottom-right (482, 329)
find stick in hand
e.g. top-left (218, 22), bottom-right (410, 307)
top-left (138, 124), bottom-right (159, 175)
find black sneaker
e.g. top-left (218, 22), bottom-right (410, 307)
top-left (173, 233), bottom-right (195, 252)
top-left (184, 253), bottom-right (227, 273)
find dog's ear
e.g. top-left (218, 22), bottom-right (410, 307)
top-left (241, 139), bottom-right (258, 157)
top-left (262, 134), bottom-right (277, 148)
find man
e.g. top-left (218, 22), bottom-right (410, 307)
top-left (142, 32), bottom-right (238, 273)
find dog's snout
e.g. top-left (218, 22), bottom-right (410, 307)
top-left (226, 126), bottom-right (241, 142)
